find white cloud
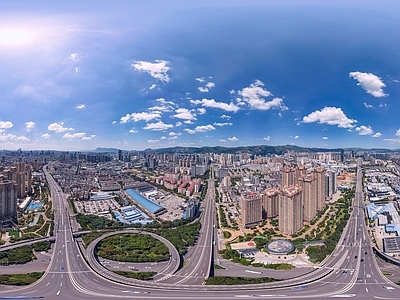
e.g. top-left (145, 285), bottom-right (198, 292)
top-left (197, 108), bottom-right (206, 115)
top-left (48, 122), bottom-right (73, 133)
top-left (219, 139), bottom-right (227, 142)
top-left (132, 60), bottom-right (171, 82)
top-left (198, 81), bottom-right (216, 93)
top-left (169, 132), bottom-right (181, 137)
top-left (25, 121), bottom-right (35, 132)
top-left (384, 130), bottom-right (400, 143)
top-left (184, 124), bottom-right (216, 134)
top-left (112, 121), bottom-right (117, 124)
top-left (205, 82), bottom-right (215, 89)
top-left (364, 102), bottom-right (373, 108)
top-left (62, 132), bottom-right (87, 139)
top-left (70, 53), bottom-right (81, 61)
top-left (82, 135), bottom-right (96, 140)
top-left (220, 115), bottom-right (231, 120)
top-left (173, 108), bottom-right (196, 121)
top-left (195, 77), bottom-right (205, 83)
top-left (149, 84), bottom-right (157, 90)
top-left (355, 125), bottom-right (374, 135)
top-left (302, 107), bottom-right (356, 128)
top-left (143, 121), bottom-right (173, 131)
top-left (175, 121), bottom-right (182, 127)
top-left (191, 98), bottom-right (240, 112)
top-left (349, 71), bottom-right (387, 98)
top-left (0, 133), bottom-right (28, 142)
top-left (147, 139), bottom-right (159, 143)
top-left (228, 136), bottom-right (238, 141)
top-left (160, 136), bottom-right (166, 140)
top-left (129, 129), bottom-right (137, 133)
top-left (76, 104), bottom-right (85, 109)
top-left (213, 122), bottom-right (233, 127)
top-left (41, 133), bottom-right (51, 139)
top-left (198, 87), bottom-right (209, 93)
top-left (16, 135), bottom-right (29, 141)
top-left (263, 136), bottom-right (271, 141)
top-left (156, 98), bottom-right (175, 105)
top-left (13, 85), bottom-right (46, 102)
top-left (294, 136), bottom-right (299, 139)
top-left (0, 121), bottom-right (13, 129)
top-left (120, 114), bottom-right (131, 123)
top-left (372, 132), bottom-right (382, 138)
top-left (184, 120), bottom-right (194, 124)
top-left (148, 105), bottom-right (171, 112)
top-left (235, 80), bottom-right (288, 111)
top-left (120, 112), bottom-right (161, 123)
top-left (322, 136), bottom-right (328, 140)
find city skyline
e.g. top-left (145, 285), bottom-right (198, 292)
top-left (1, 0), bottom-right (400, 151)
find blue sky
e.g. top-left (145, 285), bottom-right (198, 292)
top-left (1, 0), bottom-right (400, 151)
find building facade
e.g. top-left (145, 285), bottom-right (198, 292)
top-left (278, 186), bottom-right (303, 235)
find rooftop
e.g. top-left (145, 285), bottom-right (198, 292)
top-left (125, 188), bottom-right (165, 215)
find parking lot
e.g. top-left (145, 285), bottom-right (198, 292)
top-left (74, 198), bottom-right (120, 215)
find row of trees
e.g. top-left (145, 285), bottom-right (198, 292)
top-left (205, 276), bottom-right (279, 285)
top-left (0, 246), bottom-right (35, 265)
top-left (0, 272), bottom-right (44, 286)
top-left (76, 213), bottom-right (195, 231)
top-left (113, 270), bottom-right (156, 280)
top-left (97, 234), bottom-right (169, 262)
top-left (155, 221), bottom-right (201, 255)
top-left (306, 188), bottom-right (354, 263)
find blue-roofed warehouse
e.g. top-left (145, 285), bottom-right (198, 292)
top-left (125, 188), bottom-right (166, 216)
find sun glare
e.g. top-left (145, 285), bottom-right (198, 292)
top-left (0, 28), bottom-right (37, 46)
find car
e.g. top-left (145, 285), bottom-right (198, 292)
top-left (357, 278), bottom-right (363, 282)
top-left (365, 251), bottom-right (368, 255)
top-left (355, 256), bottom-right (358, 259)
top-left (383, 286), bottom-right (395, 290)
top-left (342, 270), bottom-right (347, 274)
top-left (361, 258), bottom-right (364, 262)
top-left (60, 266), bottom-right (65, 270)
top-left (292, 286), bottom-right (307, 290)
top-left (366, 274), bottom-right (371, 278)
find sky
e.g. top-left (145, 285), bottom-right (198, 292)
top-left (1, 0), bottom-right (400, 151)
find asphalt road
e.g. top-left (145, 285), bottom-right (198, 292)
top-left (0, 160), bottom-right (399, 299)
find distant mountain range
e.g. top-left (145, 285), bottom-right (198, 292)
top-left (93, 145), bottom-right (398, 156)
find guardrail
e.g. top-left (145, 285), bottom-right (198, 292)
top-left (0, 236), bottom-right (56, 252)
top-left (373, 246), bottom-right (400, 267)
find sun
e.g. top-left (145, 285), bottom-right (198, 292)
top-left (0, 28), bottom-right (37, 46)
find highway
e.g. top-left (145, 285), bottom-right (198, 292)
top-left (0, 160), bottom-right (399, 299)
top-left (159, 178), bottom-right (216, 285)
